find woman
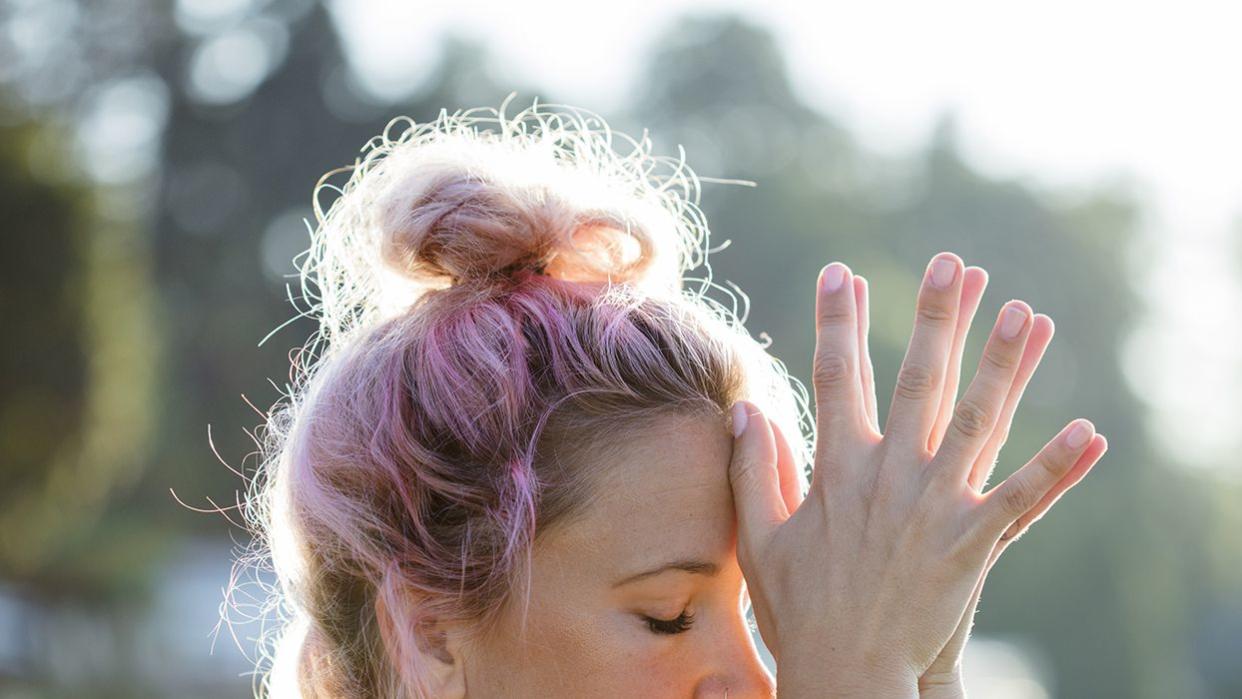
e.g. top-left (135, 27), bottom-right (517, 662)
top-left (239, 96), bottom-right (1108, 697)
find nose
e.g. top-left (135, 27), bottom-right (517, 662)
top-left (694, 611), bottom-right (777, 698)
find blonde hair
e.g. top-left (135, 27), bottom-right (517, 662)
top-left (230, 94), bottom-right (813, 697)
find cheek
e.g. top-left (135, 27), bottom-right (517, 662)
top-left (492, 605), bottom-right (698, 696)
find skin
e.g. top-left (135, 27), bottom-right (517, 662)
top-left (455, 413), bottom-right (775, 697)
top-left (728, 251), bottom-right (1108, 697)
top-left (854, 262), bottom-right (1107, 693)
top-left (423, 251), bottom-right (1108, 697)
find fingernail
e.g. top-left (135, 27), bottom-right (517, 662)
top-left (821, 263), bottom-right (846, 293)
top-left (730, 401), bottom-right (749, 437)
top-left (930, 257), bottom-right (956, 289)
top-left (1000, 303), bottom-right (1028, 339)
top-left (1066, 420), bottom-right (1093, 448)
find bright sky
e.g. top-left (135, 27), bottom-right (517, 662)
top-left (327, 0), bottom-right (1242, 478)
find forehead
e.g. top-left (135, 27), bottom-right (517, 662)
top-left (538, 412), bottom-right (738, 573)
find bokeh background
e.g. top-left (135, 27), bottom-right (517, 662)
top-left (2, 0), bottom-right (1240, 697)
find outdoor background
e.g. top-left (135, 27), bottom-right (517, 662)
top-left (1, 0), bottom-right (1240, 697)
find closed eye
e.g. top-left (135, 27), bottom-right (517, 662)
top-left (643, 610), bottom-right (696, 635)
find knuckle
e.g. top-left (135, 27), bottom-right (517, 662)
top-left (999, 476), bottom-right (1037, 517)
top-left (951, 398), bottom-right (993, 439)
top-left (1038, 448), bottom-right (1069, 478)
top-left (895, 362), bottom-right (938, 399)
top-left (981, 345), bottom-right (1018, 372)
top-left (916, 301), bottom-right (956, 326)
top-left (728, 458), bottom-right (758, 491)
top-left (729, 453), bottom-right (770, 491)
top-left (813, 352), bottom-right (853, 390)
top-left (818, 302), bottom-right (853, 326)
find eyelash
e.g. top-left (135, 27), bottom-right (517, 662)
top-left (643, 610), bottom-right (696, 635)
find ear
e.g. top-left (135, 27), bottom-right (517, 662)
top-left (374, 592), bottom-right (468, 699)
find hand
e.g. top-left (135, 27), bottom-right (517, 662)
top-left (726, 251), bottom-right (1108, 697)
top-left (869, 265), bottom-right (1108, 691)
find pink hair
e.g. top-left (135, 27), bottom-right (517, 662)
top-left (233, 95), bottom-right (813, 698)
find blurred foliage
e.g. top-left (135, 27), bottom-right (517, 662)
top-left (0, 1), bottom-right (1238, 697)
top-left (0, 117), bottom-right (164, 601)
top-left (0, 121), bottom-right (91, 575)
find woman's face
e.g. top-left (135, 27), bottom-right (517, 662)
top-left (460, 412), bottom-right (776, 698)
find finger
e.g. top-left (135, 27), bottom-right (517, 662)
top-left (997, 433), bottom-right (1107, 545)
top-left (812, 262), bottom-right (866, 470)
top-left (883, 252), bottom-right (966, 455)
top-left (973, 434), bottom-right (1107, 592)
top-left (770, 418), bottom-right (807, 514)
top-left (976, 419), bottom-right (1099, 538)
top-left (727, 400), bottom-right (787, 553)
top-left (927, 266), bottom-right (989, 454)
top-left (968, 314), bottom-right (1055, 491)
top-left (854, 275), bottom-right (880, 435)
top-left (930, 299), bottom-right (1034, 484)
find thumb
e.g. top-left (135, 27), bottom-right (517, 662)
top-left (728, 400), bottom-right (788, 555)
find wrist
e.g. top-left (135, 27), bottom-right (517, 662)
top-left (776, 658), bottom-right (919, 699)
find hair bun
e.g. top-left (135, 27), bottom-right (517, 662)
top-left (372, 136), bottom-right (659, 290)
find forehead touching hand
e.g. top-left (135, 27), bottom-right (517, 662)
top-left (460, 412), bottom-right (776, 698)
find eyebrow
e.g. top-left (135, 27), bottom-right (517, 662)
top-left (612, 558), bottom-right (720, 588)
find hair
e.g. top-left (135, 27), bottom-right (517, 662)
top-left (229, 94), bottom-right (814, 698)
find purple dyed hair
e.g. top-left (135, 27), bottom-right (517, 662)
top-left (234, 94), bottom-right (813, 698)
